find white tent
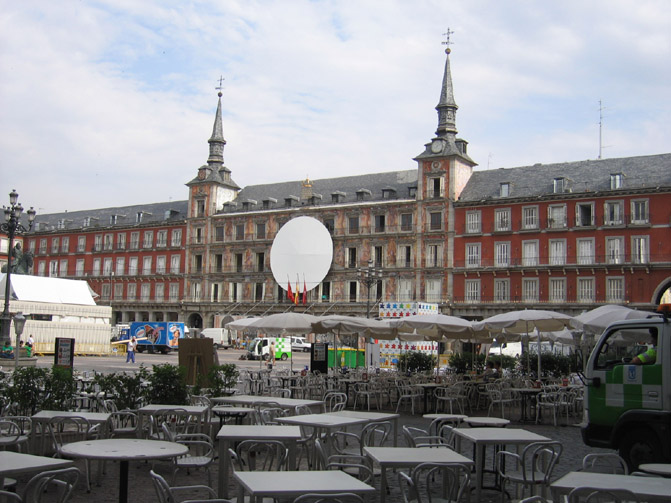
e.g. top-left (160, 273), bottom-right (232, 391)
top-left (0, 274), bottom-right (97, 305)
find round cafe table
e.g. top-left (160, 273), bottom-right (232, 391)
top-left (60, 438), bottom-right (188, 503)
top-left (463, 416), bottom-right (510, 428)
top-left (638, 463), bottom-right (671, 477)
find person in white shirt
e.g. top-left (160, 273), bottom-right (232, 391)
top-left (126, 336), bottom-right (137, 363)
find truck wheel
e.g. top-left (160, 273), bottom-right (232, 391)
top-left (303, 348), bottom-right (310, 353)
top-left (619, 427), bottom-right (663, 470)
top-left (160, 348), bottom-right (170, 355)
top-left (281, 353), bottom-right (288, 361)
top-left (136, 346), bottom-right (145, 353)
top-left (263, 354), bottom-right (270, 361)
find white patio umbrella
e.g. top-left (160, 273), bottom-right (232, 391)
top-left (224, 317), bottom-right (262, 331)
top-left (390, 313), bottom-right (486, 339)
top-left (479, 309), bottom-right (573, 378)
top-left (570, 304), bottom-right (655, 335)
top-left (247, 312), bottom-right (318, 334)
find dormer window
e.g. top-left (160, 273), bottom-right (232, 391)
top-left (308, 194), bottom-right (322, 206)
top-left (610, 173), bottom-right (623, 190)
top-left (499, 183), bottom-right (510, 198)
top-left (262, 197), bottom-right (277, 210)
top-left (356, 189), bottom-right (372, 201)
top-left (553, 178), bottom-right (565, 194)
top-left (242, 199), bottom-right (257, 211)
top-left (381, 188), bottom-right (397, 200)
top-left (136, 211), bottom-right (152, 223)
top-left (284, 195), bottom-right (299, 208)
top-left (408, 186), bottom-right (417, 198)
top-left (331, 191), bottom-right (346, 203)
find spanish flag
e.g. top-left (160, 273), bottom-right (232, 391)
top-left (294, 276), bottom-right (300, 305)
top-left (302, 278), bottom-right (307, 305)
top-left (287, 280), bottom-right (293, 302)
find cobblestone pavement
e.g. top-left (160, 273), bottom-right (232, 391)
top-left (19, 404), bottom-right (609, 503)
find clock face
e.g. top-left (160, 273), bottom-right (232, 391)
top-left (431, 140), bottom-right (443, 153)
top-left (198, 169), bottom-right (206, 180)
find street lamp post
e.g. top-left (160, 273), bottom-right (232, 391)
top-left (358, 259), bottom-right (383, 319)
top-left (13, 312), bottom-right (26, 372)
top-left (1, 190), bottom-right (36, 346)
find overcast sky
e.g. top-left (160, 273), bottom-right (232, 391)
top-left (1, 0), bottom-right (669, 215)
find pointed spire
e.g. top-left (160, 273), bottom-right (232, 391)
top-left (207, 77), bottom-right (226, 167)
top-left (435, 29), bottom-right (458, 138)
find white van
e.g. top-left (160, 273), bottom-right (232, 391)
top-left (291, 336), bottom-right (311, 352)
top-left (247, 337), bottom-right (291, 361)
top-left (200, 328), bottom-right (232, 349)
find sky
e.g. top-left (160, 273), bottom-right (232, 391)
top-left (1, 0), bottom-right (669, 215)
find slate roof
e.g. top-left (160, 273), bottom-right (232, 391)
top-left (224, 170), bottom-right (418, 212)
top-left (457, 153), bottom-right (671, 203)
top-left (30, 200), bottom-right (189, 232)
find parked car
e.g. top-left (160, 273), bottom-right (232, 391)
top-left (291, 336), bottom-right (311, 352)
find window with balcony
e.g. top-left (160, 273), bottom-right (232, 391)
top-left (256, 222), bottom-right (266, 239)
top-left (115, 257), bottom-right (125, 276)
top-left (256, 252), bottom-right (265, 272)
top-left (522, 278), bottom-right (539, 302)
top-left (235, 224), bottom-right (244, 241)
top-left (171, 229), bottom-right (182, 247)
top-left (127, 283), bottom-right (137, 300)
top-left (169, 283), bottom-right (179, 301)
top-left (631, 199), bottom-right (649, 225)
top-left (117, 233), bottom-right (126, 250)
top-left (347, 247), bottom-right (357, 268)
top-left (94, 235), bottom-right (103, 252)
top-left (141, 283), bottom-right (151, 301)
top-left (75, 259), bottom-right (84, 277)
top-left (494, 279), bottom-right (510, 302)
top-left (425, 278), bottom-right (441, 302)
top-left (103, 258), bottom-right (113, 276)
top-left (143, 231), bottom-right (153, 248)
top-left (495, 209), bottom-right (511, 232)
top-left (495, 242), bottom-right (510, 267)
top-left (59, 260), bottom-right (68, 277)
top-left (604, 201), bottom-right (624, 226)
top-left (130, 232), bottom-right (140, 250)
top-left (577, 238), bottom-right (595, 265)
top-left (549, 278), bottom-right (566, 302)
top-left (39, 239), bottom-right (47, 254)
top-left (429, 212), bottom-right (442, 231)
top-left (101, 284), bottom-right (111, 300)
top-left (578, 278), bottom-right (595, 303)
top-left (606, 277), bottom-right (625, 302)
top-left (143, 256), bottom-right (152, 275)
top-left (156, 230), bottom-right (167, 247)
top-left (632, 236), bottom-right (649, 264)
top-left (522, 240), bottom-right (539, 267)
top-left (323, 218), bottom-right (335, 234)
top-left (575, 202), bottom-right (595, 227)
top-left (548, 205), bottom-right (567, 228)
top-left (348, 216), bottom-right (359, 234)
top-left (549, 240), bottom-right (566, 265)
top-left (465, 279), bottom-right (480, 302)
top-left (398, 245), bottom-right (412, 268)
top-left (429, 177), bottom-right (443, 198)
top-left (170, 255), bottom-right (180, 274)
top-left (400, 213), bottom-right (412, 232)
top-left (196, 199), bottom-right (205, 217)
top-left (398, 279), bottom-right (414, 301)
top-left (37, 261), bottom-right (46, 276)
top-left (215, 226), bottom-right (225, 242)
top-left (214, 254), bottom-right (223, 273)
top-left (154, 283), bottom-right (164, 301)
top-left (51, 237), bottom-right (59, 253)
top-left (466, 211), bottom-right (481, 234)
top-left (426, 244), bottom-right (441, 267)
top-left (104, 234), bottom-right (113, 251)
top-left (156, 256), bottom-right (166, 274)
top-left (606, 237), bottom-right (624, 264)
top-left (77, 236), bottom-right (86, 252)
top-left (128, 257), bottom-right (138, 275)
top-left (466, 243), bottom-right (480, 268)
top-left (234, 253), bottom-right (243, 273)
top-left (374, 214), bottom-right (386, 233)
top-left (92, 258), bottom-right (101, 276)
top-left (522, 206), bottom-right (538, 230)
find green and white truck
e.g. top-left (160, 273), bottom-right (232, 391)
top-left (581, 306), bottom-right (670, 469)
top-left (247, 336), bottom-right (291, 361)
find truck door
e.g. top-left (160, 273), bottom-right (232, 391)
top-left (588, 325), bottom-right (662, 431)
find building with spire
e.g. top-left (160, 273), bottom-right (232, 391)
top-left (21, 45), bottom-right (671, 331)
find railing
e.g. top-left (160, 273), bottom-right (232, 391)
top-left (453, 253), bottom-right (669, 269)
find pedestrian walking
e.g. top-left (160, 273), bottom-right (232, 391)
top-left (126, 336), bottom-right (137, 363)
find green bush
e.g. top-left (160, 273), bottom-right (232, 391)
top-left (398, 351), bottom-right (436, 373)
top-left (517, 351), bottom-right (573, 378)
top-left (206, 363), bottom-right (239, 397)
top-left (146, 363), bottom-right (189, 405)
top-left (92, 365), bottom-right (150, 410)
top-left (7, 367), bottom-right (49, 415)
top-left (487, 354), bottom-right (517, 370)
top-left (42, 366), bottom-right (75, 411)
top-left (448, 352), bottom-right (486, 374)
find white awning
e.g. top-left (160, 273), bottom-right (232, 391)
top-left (0, 274), bottom-right (97, 306)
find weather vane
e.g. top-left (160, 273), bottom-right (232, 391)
top-left (442, 28), bottom-right (454, 53)
top-left (216, 75), bottom-right (225, 96)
